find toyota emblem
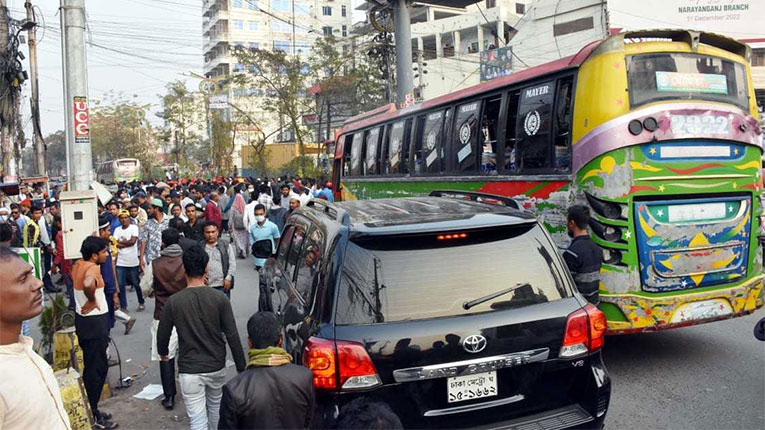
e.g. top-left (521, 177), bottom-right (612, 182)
top-left (462, 334), bottom-right (487, 354)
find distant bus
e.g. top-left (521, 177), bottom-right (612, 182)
top-left (96, 159), bottom-right (142, 183)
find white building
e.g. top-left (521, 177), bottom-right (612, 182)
top-left (202, 0), bottom-right (353, 171)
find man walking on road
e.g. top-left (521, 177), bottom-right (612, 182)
top-left (249, 204), bottom-right (280, 271)
top-left (218, 311), bottom-right (314, 429)
top-left (0, 247), bottom-right (72, 430)
top-left (72, 237), bottom-right (118, 429)
top-left (202, 222), bottom-right (236, 299)
top-left (140, 198), bottom-right (169, 270)
top-left (185, 203), bottom-right (205, 242)
top-left (145, 228), bottom-right (187, 411)
top-left (114, 210), bottom-right (144, 312)
top-left (204, 191), bottom-right (222, 231)
top-left (562, 205), bottom-right (602, 305)
top-left (157, 245), bottom-right (246, 430)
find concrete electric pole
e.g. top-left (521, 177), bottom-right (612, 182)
top-left (60, 0), bottom-right (92, 191)
top-left (25, 0), bottom-right (45, 176)
top-left (392, 0), bottom-right (414, 107)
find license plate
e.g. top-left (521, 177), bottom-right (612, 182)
top-left (670, 299), bottom-right (733, 323)
top-left (447, 371), bottom-right (498, 403)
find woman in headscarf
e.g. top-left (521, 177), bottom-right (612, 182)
top-left (230, 193), bottom-right (250, 258)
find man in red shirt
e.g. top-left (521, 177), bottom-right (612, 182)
top-left (203, 191), bottom-right (222, 231)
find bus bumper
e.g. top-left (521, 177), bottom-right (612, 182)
top-left (602, 274), bottom-right (764, 335)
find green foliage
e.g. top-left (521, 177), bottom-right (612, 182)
top-left (37, 294), bottom-right (75, 362)
top-left (156, 81), bottom-right (207, 175)
top-left (278, 156), bottom-right (323, 178)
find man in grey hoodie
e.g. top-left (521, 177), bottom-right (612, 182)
top-left (143, 228), bottom-right (187, 410)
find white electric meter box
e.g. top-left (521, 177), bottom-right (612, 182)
top-left (59, 190), bottom-right (98, 260)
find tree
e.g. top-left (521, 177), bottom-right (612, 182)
top-left (309, 35), bottom-right (387, 141)
top-left (156, 81), bottom-right (205, 170)
top-left (21, 130), bottom-right (67, 177)
top-left (233, 46), bottom-right (312, 175)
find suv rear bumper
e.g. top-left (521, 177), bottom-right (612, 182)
top-left (603, 274), bottom-right (764, 335)
top-left (473, 404), bottom-right (599, 430)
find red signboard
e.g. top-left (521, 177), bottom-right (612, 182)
top-left (73, 96), bottom-right (90, 143)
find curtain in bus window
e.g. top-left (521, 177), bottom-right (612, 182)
top-left (386, 121), bottom-right (406, 174)
top-left (365, 127), bottom-right (381, 175)
top-left (516, 81), bottom-right (554, 171)
top-left (421, 110), bottom-right (446, 173)
top-left (350, 133), bottom-right (364, 176)
top-left (454, 101), bottom-right (480, 172)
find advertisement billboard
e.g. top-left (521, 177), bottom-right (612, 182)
top-left (607, 0), bottom-right (763, 40)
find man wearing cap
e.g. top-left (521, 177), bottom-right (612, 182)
top-left (115, 210), bottom-right (145, 312)
top-left (140, 198), bottom-right (170, 271)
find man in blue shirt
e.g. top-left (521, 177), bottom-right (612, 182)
top-left (248, 204), bottom-right (280, 271)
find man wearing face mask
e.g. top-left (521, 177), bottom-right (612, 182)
top-left (248, 204), bottom-right (280, 272)
top-left (562, 205), bottom-right (602, 305)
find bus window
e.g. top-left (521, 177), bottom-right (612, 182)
top-left (480, 96), bottom-right (502, 173)
top-left (504, 90), bottom-right (521, 172)
top-left (386, 120), bottom-right (408, 174)
top-left (553, 77), bottom-right (573, 172)
top-left (454, 101), bottom-right (480, 172)
top-left (365, 127), bottom-right (382, 175)
top-left (342, 134), bottom-right (353, 177)
top-left (350, 133), bottom-right (364, 176)
top-left (415, 110), bottom-right (446, 174)
top-left (516, 81), bottom-right (554, 171)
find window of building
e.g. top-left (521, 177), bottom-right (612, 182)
top-left (248, 0), bottom-right (258, 10)
top-left (322, 6), bottom-right (332, 16)
top-left (272, 0), bottom-right (290, 13)
top-left (248, 21), bottom-right (259, 31)
top-left (300, 63), bottom-right (310, 75)
top-left (232, 0), bottom-right (243, 8)
top-left (296, 26), bottom-right (309, 34)
top-left (295, 42), bottom-right (310, 55)
top-left (233, 63), bottom-right (245, 73)
top-left (232, 19), bottom-right (244, 30)
top-left (341, 5), bottom-right (347, 17)
top-left (322, 26), bottom-right (333, 36)
top-left (248, 64), bottom-right (260, 74)
top-left (274, 40), bottom-right (290, 52)
top-left (753, 48), bottom-right (765, 67)
top-left (486, 0), bottom-right (496, 8)
top-left (233, 41), bottom-right (245, 51)
top-left (453, 101), bottom-right (480, 172)
top-left (341, 25), bottom-right (347, 37)
top-left (249, 42), bottom-right (259, 50)
top-left (272, 20), bottom-right (291, 33)
top-left (295, 2), bottom-right (310, 15)
top-left (516, 2), bottom-right (525, 14)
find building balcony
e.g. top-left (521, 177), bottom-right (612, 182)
top-left (203, 9), bottom-right (229, 34)
top-left (203, 30), bottom-right (230, 53)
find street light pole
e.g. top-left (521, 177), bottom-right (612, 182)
top-left (392, 0), bottom-right (414, 106)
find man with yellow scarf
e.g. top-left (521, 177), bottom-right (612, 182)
top-left (218, 312), bottom-right (314, 429)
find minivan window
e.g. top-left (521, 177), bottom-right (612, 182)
top-left (334, 224), bottom-right (568, 325)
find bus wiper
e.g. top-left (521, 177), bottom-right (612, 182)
top-left (463, 283), bottom-right (530, 311)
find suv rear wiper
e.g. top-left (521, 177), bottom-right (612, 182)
top-left (463, 283), bottom-right (531, 310)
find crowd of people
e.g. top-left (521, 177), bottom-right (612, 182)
top-left (0, 176), bottom-right (405, 430)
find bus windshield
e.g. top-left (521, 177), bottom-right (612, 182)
top-left (627, 53), bottom-right (748, 109)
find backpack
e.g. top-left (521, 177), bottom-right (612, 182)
top-left (232, 210), bottom-right (245, 229)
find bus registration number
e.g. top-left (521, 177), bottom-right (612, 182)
top-left (447, 371), bottom-right (497, 403)
top-left (670, 115), bottom-right (729, 135)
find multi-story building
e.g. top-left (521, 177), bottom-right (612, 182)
top-left (202, 0), bottom-right (353, 172)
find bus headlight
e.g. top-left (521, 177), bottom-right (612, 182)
top-left (585, 194), bottom-right (623, 220)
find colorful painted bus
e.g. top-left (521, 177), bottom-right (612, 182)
top-left (330, 29), bottom-right (764, 334)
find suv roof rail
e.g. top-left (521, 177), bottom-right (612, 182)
top-left (306, 199), bottom-right (350, 225)
top-left (429, 190), bottom-right (521, 210)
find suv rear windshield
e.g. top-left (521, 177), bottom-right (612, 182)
top-left (627, 53), bottom-right (748, 109)
top-left (335, 224), bottom-right (569, 325)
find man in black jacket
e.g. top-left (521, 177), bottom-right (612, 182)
top-left (562, 205), bottom-right (603, 305)
top-left (218, 311), bottom-right (314, 430)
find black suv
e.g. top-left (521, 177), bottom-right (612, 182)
top-left (259, 191), bottom-right (611, 429)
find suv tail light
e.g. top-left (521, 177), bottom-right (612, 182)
top-left (303, 337), bottom-right (382, 391)
top-left (560, 304), bottom-right (607, 358)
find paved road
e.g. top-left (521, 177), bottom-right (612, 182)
top-left (37, 260), bottom-right (765, 429)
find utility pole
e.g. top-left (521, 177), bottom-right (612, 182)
top-left (392, 0), bottom-right (413, 106)
top-left (60, 0), bottom-right (92, 191)
top-left (291, 0), bottom-right (296, 56)
top-left (25, 0), bottom-right (45, 176)
top-left (0, 0), bottom-right (19, 181)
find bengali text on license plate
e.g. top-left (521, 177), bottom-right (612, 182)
top-left (447, 371), bottom-right (498, 403)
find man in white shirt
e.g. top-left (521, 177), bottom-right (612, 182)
top-left (0, 246), bottom-right (71, 430)
top-left (114, 210), bottom-right (145, 312)
top-left (278, 184), bottom-right (298, 210)
top-left (243, 190), bottom-right (260, 231)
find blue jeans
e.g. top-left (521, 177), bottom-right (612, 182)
top-left (116, 266), bottom-right (143, 307)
